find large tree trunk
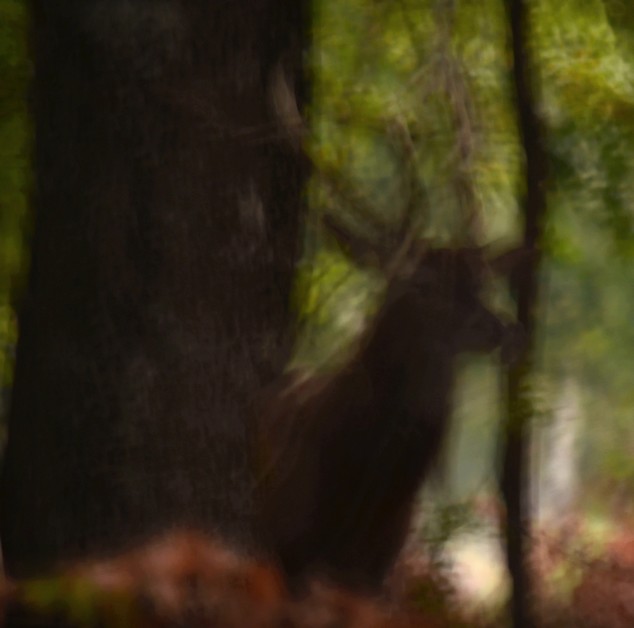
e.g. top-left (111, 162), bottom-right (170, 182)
top-left (1, 0), bottom-right (309, 577)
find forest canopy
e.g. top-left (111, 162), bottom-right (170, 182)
top-left (0, 0), bottom-right (633, 603)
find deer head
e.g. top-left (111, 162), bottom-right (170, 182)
top-left (323, 212), bottom-right (523, 362)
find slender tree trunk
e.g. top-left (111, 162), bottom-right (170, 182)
top-left (500, 0), bottom-right (548, 626)
top-left (1, 0), bottom-right (309, 577)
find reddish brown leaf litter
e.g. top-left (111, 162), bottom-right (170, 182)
top-left (2, 532), bottom-right (436, 627)
top-left (572, 531), bottom-right (634, 628)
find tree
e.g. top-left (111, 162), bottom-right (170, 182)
top-left (500, 0), bottom-right (548, 626)
top-left (0, 0), bottom-right (309, 577)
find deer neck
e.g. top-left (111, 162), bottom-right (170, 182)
top-left (360, 289), bottom-right (457, 421)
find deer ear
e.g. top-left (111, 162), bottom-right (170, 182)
top-left (488, 246), bottom-right (533, 277)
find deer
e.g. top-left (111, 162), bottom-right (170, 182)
top-left (252, 214), bottom-right (523, 594)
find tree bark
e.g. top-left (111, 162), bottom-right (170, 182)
top-left (1, 0), bottom-right (309, 577)
top-left (501, 0), bottom-right (548, 626)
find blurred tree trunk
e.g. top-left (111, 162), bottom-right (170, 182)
top-left (501, 0), bottom-right (548, 626)
top-left (1, 0), bottom-right (309, 577)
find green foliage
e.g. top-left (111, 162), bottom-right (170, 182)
top-left (301, 0), bottom-right (634, 516)
top-left (292, 247), bottom-right (378, 369)
top-left (23, 576), bottom-right (136, 628)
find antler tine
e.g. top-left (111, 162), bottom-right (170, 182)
top-left (383, 116), bottom-right (429, 281)
top-left (322, 212), bottom-right (389, 270)
top-left (387, 115), bottom-right (429, 243)
top-left (316, 161), bottom-right (393, 241)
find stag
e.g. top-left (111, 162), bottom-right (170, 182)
top-left (253, 215), bottom-right (521, 593)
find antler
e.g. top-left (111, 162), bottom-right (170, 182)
top-left (320, 115), bottom-right (430, 279)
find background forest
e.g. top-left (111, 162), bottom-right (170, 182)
top-left (1, 0), bottom-right (633, 623)
top-left (305, 0), bottom-right (634, 514)
top-left (293, 0), bottom-right (634, 537)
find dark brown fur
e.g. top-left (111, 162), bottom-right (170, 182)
top-left (254, 248), bottom-right (518, 592)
